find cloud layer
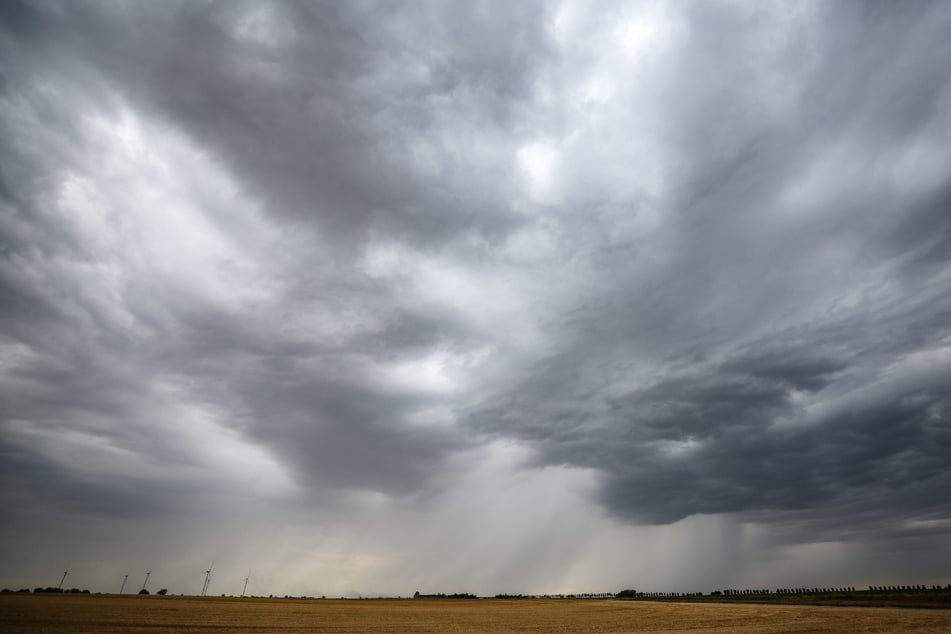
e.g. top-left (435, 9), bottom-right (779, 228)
top-left (2, 0), bottom-right (950, 595)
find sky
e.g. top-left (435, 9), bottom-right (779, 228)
top-left (1, 0), bottom-right (950, 598)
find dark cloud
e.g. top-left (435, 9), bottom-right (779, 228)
top-left (470, 282), bottom-right (951, 526)
top-left (2, 0), bottom-right (951, 594)
top-left (29, 0), bottom-right (552, 249)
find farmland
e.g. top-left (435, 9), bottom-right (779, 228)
top-left (2, 594), bottom-right (951, 633)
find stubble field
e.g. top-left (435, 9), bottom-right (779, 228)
top-left (2, 594), bottom-right (951, 633)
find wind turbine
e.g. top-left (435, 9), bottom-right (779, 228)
top-left (241, 571), bottom-right (250, 598)
top-left (142, 571), bottom-right (151, 592)
top-left (119, 574), bottom-right (128, 595)
top-left (201, 563), bottom-right (214, 597)
top-left (58, 569), bottom-right (68, 590)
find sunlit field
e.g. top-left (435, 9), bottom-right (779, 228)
top-left (2, 594), bottom-right (951, 633)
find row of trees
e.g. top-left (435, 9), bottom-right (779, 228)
top-left (29, 587), bottom-right (90, 594)
top-left (636, 591), bottom-right (703, 598)
top-left (869, 585), bottom-right (950, 592)
top-left (774, 588), bottom-right (855, 594)
top-left (8, 584), bottom-right (950, 599)
top-left (415, 585), bottom-right (951, 600)
top-left (1, 587), bottom-right (168, 595)
top-left (630, 585), bottom-right (951, 598)
top-left (413, 591), bottom-right (478, 599)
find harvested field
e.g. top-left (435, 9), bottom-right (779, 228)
top-left (2, 594), bottom-right (951, 633)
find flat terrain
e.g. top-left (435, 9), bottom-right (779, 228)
top-left (2, 594), bottom-right (951, 633)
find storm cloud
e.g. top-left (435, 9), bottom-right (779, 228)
top-left (1, 0), bottom-right (950, 595)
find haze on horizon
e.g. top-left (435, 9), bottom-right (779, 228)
top-left (1, 0), bottom-right (950, 598)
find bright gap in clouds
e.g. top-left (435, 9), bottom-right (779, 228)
top-left (615, 3), bottom-right (680, 62)
top-left (517, 141), bottom-right (560, 204)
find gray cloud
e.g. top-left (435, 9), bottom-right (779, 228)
top-left (2, 0), bottom-right (951, 594)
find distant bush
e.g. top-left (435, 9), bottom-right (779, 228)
top-left (616, 589), bottom-right (638, 598)
top-left (157, 588), bottom-right (168, 595)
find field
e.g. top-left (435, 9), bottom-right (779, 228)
top-left (2, 594), bottom-right (951, 633)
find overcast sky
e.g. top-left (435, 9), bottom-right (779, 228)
top-left (2, 0), bottom-right (950, 597)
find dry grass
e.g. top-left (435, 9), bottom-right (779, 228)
top-left (2, 594), bottom-right (951, 633)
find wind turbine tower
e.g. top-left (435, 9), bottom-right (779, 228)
top-left (120, 574), bottom-right (128, 595)
top-left (201, 563), bottom-right (214, 597)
